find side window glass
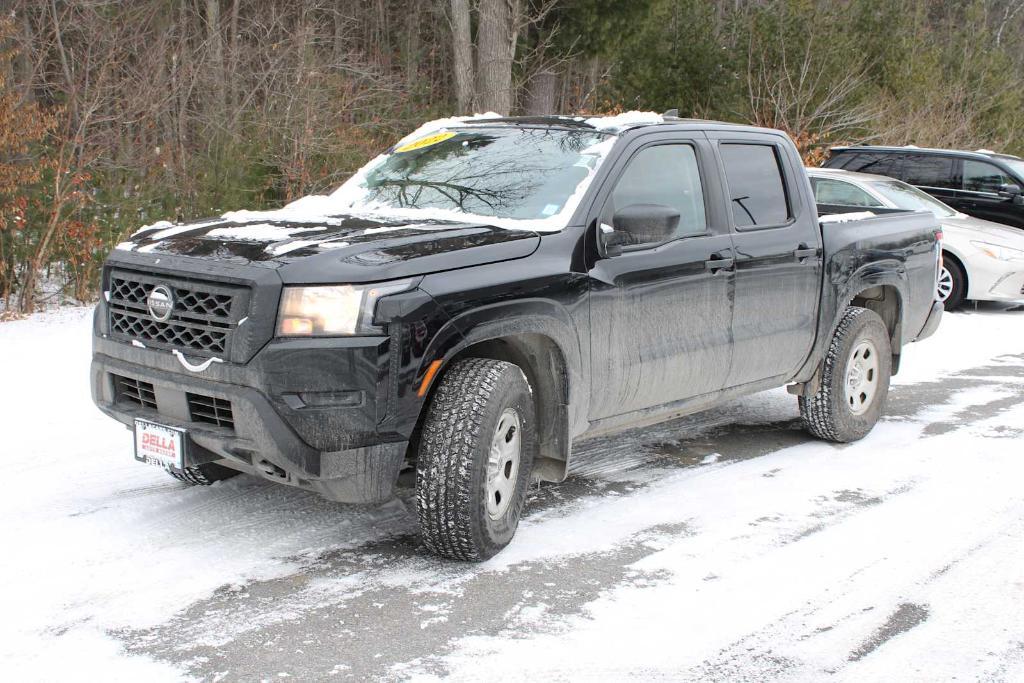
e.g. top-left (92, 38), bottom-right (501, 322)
top-left (720, 143), bottom-right (790, 227)
top-left (963, 160), bottom-right (1011, 193)
top-left (824, 152), bottom-right (861, 170)
top-left (604, 144), bottom-right (707, 245)
top-left (811, 178), bottom-right (883, 208)
top-left (846, 153), bottom-right (903, 178)
top-left (903, 155), bottom-right (955, 188)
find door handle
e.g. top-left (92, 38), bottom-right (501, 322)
top-left (704, 255), bottom-right (735, 273)
top-left (794, 244), bottom-right (818, 262)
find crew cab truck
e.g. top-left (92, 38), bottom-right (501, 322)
top-left (92, 114), bottom-right (943, 561)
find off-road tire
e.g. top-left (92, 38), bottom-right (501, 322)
top-left (940, 256), bottom-right (966, 310)
top-left (165, 462), bottom-right (240, 486)
top-left (415, 358), bottom-right (537, 561)
top-left (799, 307), bottom-right (892, 443)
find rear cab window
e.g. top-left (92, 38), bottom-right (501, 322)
top-left (720, 143), bottom-right (791, 228)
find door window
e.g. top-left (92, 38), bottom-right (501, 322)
top-left (839, 152), bottom-right (904, 178)
top-left (962, 160), bottom-right (1013, 193)
top-left (604, 144), bottom-right (707, 243)
top-left (903, 154), bottom-right (956, 188)
top-left (720, 143), bottom-right (790, 228)
top-left (811, 178), bottom-right (884, 208)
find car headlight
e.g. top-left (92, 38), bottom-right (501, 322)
top-left (277, 280), bottom-right (415, 336)
top-left (970, 241), bottom-right (1024, 261)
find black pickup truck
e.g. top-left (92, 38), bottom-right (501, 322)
top-left (92, 114), bottom-right (942, 560)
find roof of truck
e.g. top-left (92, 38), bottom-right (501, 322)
top-left (829, 144), bottom-right (1022, 162)
top-left (458, 113), bottom-right (774, 135)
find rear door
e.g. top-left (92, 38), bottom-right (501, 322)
top-left (587, 133), bottom-right (735, 419)
top-left (709, 133), bottom-right (822, 388)
top-left (901, 153), bottom-right (960, 207)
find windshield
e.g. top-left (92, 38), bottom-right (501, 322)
top-left (869, 180), bottom-right (958, 218)
top-left (331, 126), bottom-right (613, 226)
top-left (1000, 157), bottom-right (1024, 181)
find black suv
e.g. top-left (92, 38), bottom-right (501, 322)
top-left (824, 146), bottom-right (1024, 229)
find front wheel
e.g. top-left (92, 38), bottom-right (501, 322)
top-left (937, 257), bottom-right (966, 309)
top-left (799, 307), bottom-right (892, 443)
top-left (415, 358), bottom-right (537, 561)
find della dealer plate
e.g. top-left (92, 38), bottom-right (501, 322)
top-left (134, 419), bottom-right (186, 470)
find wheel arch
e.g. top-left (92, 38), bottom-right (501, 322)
top-left (410, 303), bottom-right (585, 484)
top-left (849, 283), bottom-right (903, 374)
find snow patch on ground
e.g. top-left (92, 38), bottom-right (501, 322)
top-left (2, 304), bottom-right (1023, 680)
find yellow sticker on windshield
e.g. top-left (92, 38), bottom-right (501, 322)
top-left (394, 131), bottom-right (457, 153)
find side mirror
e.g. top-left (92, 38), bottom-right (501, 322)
top-left (607, 204), bottom-right (680, 250)
top-left (998, 183), bottom-right (1021, 197)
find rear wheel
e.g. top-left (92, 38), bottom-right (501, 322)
top-left (799, 307), bottom-right (892, 443)
top-left (165, 462), bottom-right (240, 486)
top-left (937, 255), bottom-right (966, 309)
top-left (415, 358), bottom-right (536, 561)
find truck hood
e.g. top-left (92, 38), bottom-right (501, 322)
top-left (115, 214), bottom-right (541, 284)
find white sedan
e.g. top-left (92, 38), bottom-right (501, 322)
top-left (808, 167), bottom-right (1024, 309)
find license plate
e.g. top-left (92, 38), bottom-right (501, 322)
top-left (134, 419), bottom-right (186, 470)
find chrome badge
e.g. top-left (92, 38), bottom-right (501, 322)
top-left (146, 285), bottom-right (174, 322)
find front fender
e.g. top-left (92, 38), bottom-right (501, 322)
top-left (410, 299), bottom-right (588, 483)
top-left (420, 299), bottom-right (586, 424)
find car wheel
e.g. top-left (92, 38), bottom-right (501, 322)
top-left (165, 462), bottom-right (240, 486)
top-left (799, 307), bottom-right (892, 443)
top-left (415, 358), bottom-right (536, 561)
top-left (937, 256), bottom-right (966, 309)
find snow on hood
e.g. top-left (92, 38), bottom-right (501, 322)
top-left (120, 110), bottom-right (651, 247)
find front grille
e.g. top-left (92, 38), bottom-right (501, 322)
top-left (108, 270), bottom-right (247, 357)
top-left (187, 392), bottom-right (235, 430)
top-left (113, 374), bottom-right (158, 410)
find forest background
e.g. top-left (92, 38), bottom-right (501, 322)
top-left (1, 0), bottom-right (1022, 312)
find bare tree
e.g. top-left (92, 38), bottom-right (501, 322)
top-left (449, 0), bottom-right (475, 113)
top-left (475, 0), bottom-right (521, 114)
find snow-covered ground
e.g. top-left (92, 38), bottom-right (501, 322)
top-left (2, 304), bottom-right (1024, 681)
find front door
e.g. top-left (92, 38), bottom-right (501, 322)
top-left (710, 135), bottom-right (822, 388)
top-left (588, 136), bottom-right (735, 420)
top-left (959, 158), bottom-right (1024, 229)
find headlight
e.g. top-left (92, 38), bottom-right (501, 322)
top-left (277, 280), bottom-right (415, 336)
top-left (970, 241), bottom-right (1024, 261)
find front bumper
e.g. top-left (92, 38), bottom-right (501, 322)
top-left (966, 258), bottom-right (1024, 304)
top-left (91, 331), bottom-right (408, 503)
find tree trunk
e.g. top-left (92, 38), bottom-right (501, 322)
top-left (449, 0), bottom-right (474, 114)
top-left (525, 67), bottom-right (558, 115)
top-left (228, 0), bottom-right (240, 111)
top-left (18, 10), bottom-right (34, 101)
top-left (475, 0), bottom-right (520, 115)
top-left (205, 0), bottom-right (225, 114)
top-left (404, 0), bottom-right (422, 92)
